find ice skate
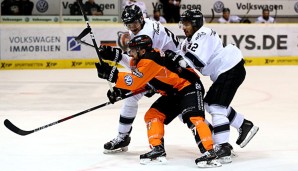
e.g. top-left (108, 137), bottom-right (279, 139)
top-left (195, 149), bottom-right (222, 168)
top-left (236, 119), bottom-right (259, 148)
top-left (226, 142), bottom-right (237, 158)
top-left (103, 134), bottom-right (131, 154)
top-left (214, 143), bottom-right (232, 164)
top-left (140, 145), bottom-right (167, 165)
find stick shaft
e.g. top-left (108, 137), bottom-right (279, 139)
top-left (4, 89), bottom-right (147, 136)
top-left (76, 0), bottom-right (113, 91)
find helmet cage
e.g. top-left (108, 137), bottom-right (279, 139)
top-left (180, 9), bottom-right (204, 29)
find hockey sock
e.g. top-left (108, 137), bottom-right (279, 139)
top-left (145, 108), bottom-right (166, 146)
top-left (190, 116), bottom-right (213, 151)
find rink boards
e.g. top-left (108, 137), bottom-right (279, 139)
top-left (0, 23), bottom-right (298, 69)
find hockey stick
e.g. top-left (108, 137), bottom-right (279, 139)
top-left (75, 27), bottom-right (91, 42)
top-left (76, 0), bottom-right (115, 92)
top-left (4, 88), bottom-right (148, 136)
top-left (76, 0), bottom-right (104, 64)
top-left (209, 9), bottom-right (215, 23)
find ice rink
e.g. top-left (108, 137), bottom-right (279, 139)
top-left (1, 66), bottom-right (298, 171)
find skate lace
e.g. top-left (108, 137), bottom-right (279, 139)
top-left (202, 150), bottom-right (211, 157)
top-left (214, 144), bottom-right (221, 153)
top-left (237, 128), bottom-right (243, 141)
top-left (110, 135), bottom-right (125, 146)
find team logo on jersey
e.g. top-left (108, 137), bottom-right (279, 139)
top-left (195, 82), bottom-right (201, 90)
top-left (213, 1), bottom-right (224, 13)
top-left (153, 22), bottom-right (160, 35)
top-left (195, 32), bottom-right (206, 40)
top-left (132, 68), bottom-right (143, 78)
top-left (36, 0), bottom-right (49, 13)
top-left (124, 75), bottom-right (133, 86)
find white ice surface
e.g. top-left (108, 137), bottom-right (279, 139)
top-left (1, 66), bottom-right (298, 171)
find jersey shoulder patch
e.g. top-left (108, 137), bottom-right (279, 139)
top-left (124, 74), bottom-right (133, 86)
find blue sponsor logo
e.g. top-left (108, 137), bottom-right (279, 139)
top-left (124, 75), bottom-right (133, 86)
top-left (67, 37), bottom-right (81, 51)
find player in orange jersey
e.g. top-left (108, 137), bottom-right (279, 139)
top-left (95, 35), bottom-right (222, 168)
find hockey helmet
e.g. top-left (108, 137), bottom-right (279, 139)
top-left (180, 9), bottom-right (204, 29)
top-left (121, 5), bottom-right (143, 24)
top-left (128, 35), bottom-right (153, 51)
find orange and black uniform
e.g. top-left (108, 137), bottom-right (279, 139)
top-left (115, 49), bottom-right (214, 153)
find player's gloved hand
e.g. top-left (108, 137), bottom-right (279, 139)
top-left (107, 87), bottom-right (129, 104)
top-left (95, 62), bottom-right (118, 83)
top-left (144, 84), bottom-right (156, 98)
top-left (99, 45), bottom-right (122, 62)
top-left (164, 50), bottom-right (187, 68)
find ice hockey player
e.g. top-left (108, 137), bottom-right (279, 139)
top-left (164, 9), bottom-right (259, 163)
top-left (99, 4), bottom-right (181, 154)
top-left (95, 34), bottom-right (222, 168)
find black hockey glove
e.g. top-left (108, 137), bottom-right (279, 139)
top-left (144, 84), bottom-right (157, 98)
top-left (95, 62), bottom-right (118, 83)
top-left (164, 50), bottom-right (187, 68)
top-left (99, 45), bottom-right (122, 62)
top-left (107, 87), bottom-right (130, 104)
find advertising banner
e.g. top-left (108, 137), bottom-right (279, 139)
top-left (4, 0), bottom-right (297, 16)
top-left (61, 0), bottom-right (298, 16)
top-left (0, 23), bottom-right (298, 69)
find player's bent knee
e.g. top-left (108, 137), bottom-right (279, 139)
top-left (205, 103), bottom-right (228, 116)
top-left (144, 108), bottom-right (166, 123)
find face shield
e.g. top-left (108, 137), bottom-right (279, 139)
top-left (178, 21), bottom-right (193, 30)
top-left (124, 19), bottom-right (142, 33)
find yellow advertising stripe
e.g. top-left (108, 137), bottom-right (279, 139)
top-left (244, 57), bottom-right (298, 66)
top-left (1, 57), bottom-right (298, 70)
top-left (0, 59), bottom-right (123, 70)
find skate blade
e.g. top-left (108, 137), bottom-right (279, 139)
top-left (196, 159), bottom-right (222, 168)
top-left (218, 156), bottom-right (232, 164)
top-left (140, 156), bottom-right (167, 165)
top-left (231, 150), bottom-right (238, 158)
top-left (103, 146), bottom-right (128, 154)
top-left (240, 126), bottom-right (259, 148)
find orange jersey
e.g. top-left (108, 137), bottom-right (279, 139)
top-left (115, 50), bottom-right (192, 95)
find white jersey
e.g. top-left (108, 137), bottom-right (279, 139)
top-left (120, 18), bottom-right (181, 69)
top-left (218, 16), bottom-right (241, 23)
top-left (255, 16), bottom-right (275, 23)
top-left (180, 26), bottom-right (242, 81)
top-left (122, 0), bottom-right (148, 18)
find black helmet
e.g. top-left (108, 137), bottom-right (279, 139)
top-left (121, 5), bottom-right (143, 24)
top-left (128, 35), bottom-right (152, 51)
top-left (180, 9), bottom-right (204, 29)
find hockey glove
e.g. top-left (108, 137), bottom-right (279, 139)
top-left (99, 45), bottom-right (123, 62)
top-left (107, 87), bottom-right (130, 104)
top-left (95, 62), bottom-right (118, 83)
top-left (144, 84), bottom-right (157, 98)
top-left (164, 50), bottom-right (187, 68)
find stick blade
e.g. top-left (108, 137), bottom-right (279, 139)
top-left (75, 27), bottom-right (91, 41)
top-left (4, 119), bottom-right (33, 136)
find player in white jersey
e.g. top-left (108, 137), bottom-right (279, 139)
top-left (165, 9), bottom-right (259, 163)
top-left (99, 4), bottom-right (187, 154)
top-left (122, 0), bottom-right (148, 18)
